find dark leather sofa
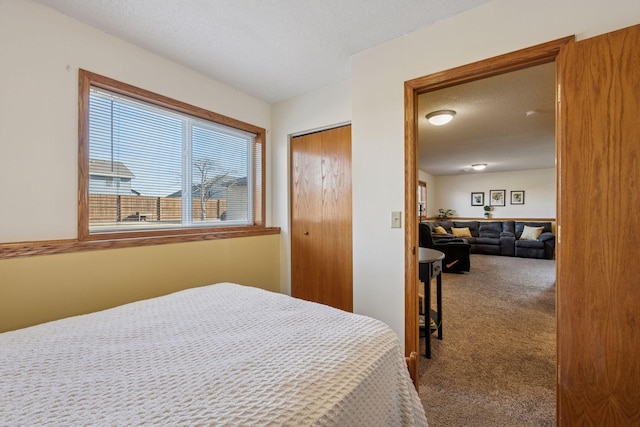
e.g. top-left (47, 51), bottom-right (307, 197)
top-left (423, 220), bottom-right (555, 260)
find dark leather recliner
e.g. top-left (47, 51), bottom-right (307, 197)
top-left (419, 222), bottom-right (471, 273)
top-left (514, 221), bottom-right (556, 259)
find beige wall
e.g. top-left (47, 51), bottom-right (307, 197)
top-left (351, 0), bottom-right (640, 338)
top-left (0, 0), bottom-right (279, 333)
top-left (4, 0), bottom-right (640, 344)
top-left (0, 0), bottom-right (272, 242)
top-left (0, 234), bottom-right (280, 332)
top-left (347, 0), bottom-right (640, 341)
top-left (271, 80), bottom-right (351, 295)
top-left (271, 0), bottom-right (640, 342)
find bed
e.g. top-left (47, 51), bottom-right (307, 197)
top-left (0, 282), bottom-right (427, 426)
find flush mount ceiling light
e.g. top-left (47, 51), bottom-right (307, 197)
top-left (425, 109), bottom-right (456, 126)
top-left (471, 163), bottom-right (487, 171)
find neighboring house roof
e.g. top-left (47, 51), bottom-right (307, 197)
top-left (167, 177), bottom-right (247, 198)
top-left (227, 177), bottom-right (247, 187)
top-left (89, 159), bottom-right (135, 179)
top-left (167, 185), bottom-right (221, 199)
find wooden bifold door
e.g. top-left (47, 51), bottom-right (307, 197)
top-left (290, 125), bottom-right (353, 312)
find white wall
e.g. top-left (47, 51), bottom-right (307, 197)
top-left (271, 80), bottom-right (351, 293)
top-left (348, 0), bottom-right (640, 343)
top-left (434, 168), bottom-right (555, 218)
top-left (0, 0), bottom-right (272, 243)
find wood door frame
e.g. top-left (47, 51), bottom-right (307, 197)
top-left (403, 35), bottom-right (573, 388)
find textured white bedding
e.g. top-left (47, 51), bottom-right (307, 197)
top-left (0, 283), bottom-right (427, 426)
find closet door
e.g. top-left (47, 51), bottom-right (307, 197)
top-left (557, 23), bottom-right (640, 425)
top-left (291, 125), bottom-right (352, 312)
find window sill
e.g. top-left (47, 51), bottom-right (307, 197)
top-left (0, 227), bottom-right (281, 260)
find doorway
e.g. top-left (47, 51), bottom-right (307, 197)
top-left (403, 37), bottom-right (571, 405)
top-left (405, 25), bottom-right (640, 425)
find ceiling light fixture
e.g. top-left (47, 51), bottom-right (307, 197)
top-left (471, 163), bottom-right (487, 171)
top-left (426, 109), bottom-right (456, 126)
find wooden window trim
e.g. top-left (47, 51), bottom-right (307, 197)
top-left (78, 69), bottom-right (269, 242)
top-left (0, 227), bottom-right (281, 260)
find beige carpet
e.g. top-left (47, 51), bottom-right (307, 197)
top-left (419, 254), bottom-right (556, 426)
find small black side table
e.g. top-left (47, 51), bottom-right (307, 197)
top-left (418, 247), bottom-right (444, 359)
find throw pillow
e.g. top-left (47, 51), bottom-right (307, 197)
top-left (451, 227), bottom-right (472, 237)
top-left (434, 226), bottom-right (447, 234)
top-left (520, 225), bottom-right (544, 240)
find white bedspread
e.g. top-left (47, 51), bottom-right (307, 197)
top-left (0, 283), bottom-right (427, 426)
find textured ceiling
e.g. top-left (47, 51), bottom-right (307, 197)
top-left (32, 0), bottom-right (491, 104)
top-left (418, 62), bottom-right (556, 176)
top-left (31, 0), bottom-right (551, 176)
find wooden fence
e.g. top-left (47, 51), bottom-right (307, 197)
top-left (90, 194), bottom-right (226, 223)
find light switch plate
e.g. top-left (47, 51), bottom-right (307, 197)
top-left (391, 211), bottom-right (402, 228)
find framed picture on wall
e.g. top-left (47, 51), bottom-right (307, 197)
top-left (490, 189), bottom-right (506, 206)
top-left (471, 192), bottom-right (484, 206)
top-left (511, 190), bottom-right (525, 205)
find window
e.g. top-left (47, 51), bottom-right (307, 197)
top-left (79, 70), bottom-right (265, 241)
top-left (417, 180), bottom-right (427, 220)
